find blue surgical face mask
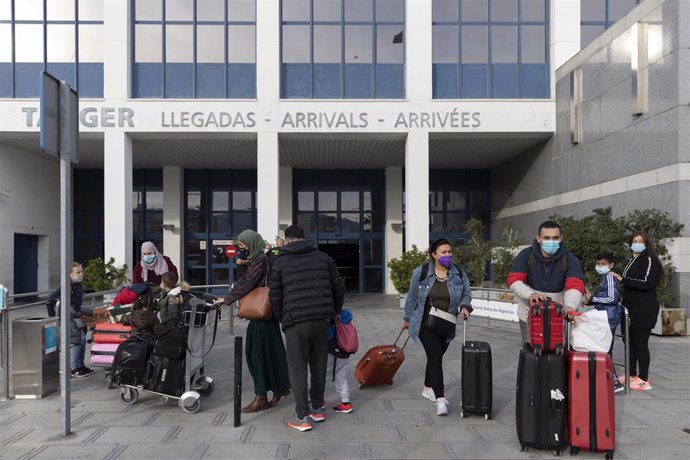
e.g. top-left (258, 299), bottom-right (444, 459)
top-left (437, 255), bottom-right (453, 267)
top-left (595, 265), bottom-right (610, 275)
top-left (541, 240), bottom-right (560, 255)
top-left (631, 243), bottom-right (646, 254)
top-left (142, 254), bottom-right (156, 264)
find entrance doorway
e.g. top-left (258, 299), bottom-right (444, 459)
top-left (14, 234), bottom-right (38, 296)
top-left (184, 170), bottom-right (257, 293)
top-left (294, 170), bottom-right (384, 293)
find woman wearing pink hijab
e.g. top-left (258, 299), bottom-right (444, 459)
top-left (132, 241), bottom-right (178, 285)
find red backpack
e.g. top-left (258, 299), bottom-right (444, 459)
top-left (335, 318), bottom-right (359, 354)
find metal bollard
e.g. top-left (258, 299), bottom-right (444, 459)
top-left (233, 336), bottom-right (243, 427)
top-left (1, 285), bottom-right (10, 401)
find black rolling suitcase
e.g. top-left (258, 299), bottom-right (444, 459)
top-left (460, 319), bottom-right (492, 419)
top-left (111, 335), bottom-right (155, 387)
top-left (515, 344), bottom-right (567, 456)
top-left (144, 354), bottom-right (186, 397)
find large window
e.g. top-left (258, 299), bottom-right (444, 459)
top-left (432, 0), bottom-right (548, 99)
top-left (133, 170), bottom-right (164, 263)
top-left (0, 0), bottom-right (104, 98)
top-left (133, 0), bottom-right (256, 98)
top-left (581, 0), bottom-right (642, 47)
top-left (428, 169), bottom-right (490, 241)
top-left (281, 0), bottom-right (404, 99)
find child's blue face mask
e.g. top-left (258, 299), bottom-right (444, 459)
top-left (595, 265), bottom-right (610, 275)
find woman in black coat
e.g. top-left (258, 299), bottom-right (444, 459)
top-left (615, 232), bottom-right (663, 391)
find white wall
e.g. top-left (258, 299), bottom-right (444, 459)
top-left (0, 144), bottom-right (61, 295)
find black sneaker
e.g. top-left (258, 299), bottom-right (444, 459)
top-left (79, 366), bottom-right (96, 375)
top-left (72, 368), bottom-right (93, 378)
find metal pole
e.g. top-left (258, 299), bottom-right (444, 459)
top-left (233, 336), bottom-right (242, 427)
top-left (229, 301), bottom-right (235, 335)
top-left (58, 82), bottom-right (74, 437)
top-left (1, 285), bottom-right (10, 401)
top-left (623, 307), bottom-right (630, 395)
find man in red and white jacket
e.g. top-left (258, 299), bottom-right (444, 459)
top-left (507, 221), bottom-right (586, 343)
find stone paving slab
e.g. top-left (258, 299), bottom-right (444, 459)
top-left (286, 442), bottom-right (363, 459)
top-left (1, 294), bottom-right (689, 459)
top-left (201, 443), bottom-right (282, 459)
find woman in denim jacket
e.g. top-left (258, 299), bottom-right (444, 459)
top-left (402, 238), bottom-right (473, 416)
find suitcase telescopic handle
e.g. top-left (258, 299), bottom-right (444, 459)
top-left (393, 327), bottom-right (410, 350)
top-left (463, 317), bottom-right (467, 345)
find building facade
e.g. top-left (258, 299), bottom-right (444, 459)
top-left (1, 0), bottom-right (688, 309)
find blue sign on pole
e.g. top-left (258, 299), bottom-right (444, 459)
top-left (39, 71), bottom-right (60, 157)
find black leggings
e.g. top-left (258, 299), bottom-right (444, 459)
top-left (418, 326), bottom-right (450, 399)
top-left (627, 326), bottom-right (652, 381)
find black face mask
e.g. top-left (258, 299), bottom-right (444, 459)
top-left (236, 248), bottom-right (249, 258)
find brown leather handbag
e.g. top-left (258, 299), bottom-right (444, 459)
top-left (237, 261), bottom-right (272, 320)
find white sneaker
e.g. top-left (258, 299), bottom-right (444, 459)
top-left (436, 398), bottom-right (449, 416)
top-left (421, 386), bottom-right (436, 402)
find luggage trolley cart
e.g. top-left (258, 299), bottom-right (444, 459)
top-left (119, 293), bottom-right (220, 414)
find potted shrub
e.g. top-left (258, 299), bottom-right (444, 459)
top-left (387, 245), bottom-right (427, 309)
top-left (83, 257), bottom-right (129, 301)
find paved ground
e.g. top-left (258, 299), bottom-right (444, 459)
top-left (1, 294), bottom-right (689, 459)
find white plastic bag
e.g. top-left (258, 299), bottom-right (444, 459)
top-left (571, 309), bottom-right (613, 353)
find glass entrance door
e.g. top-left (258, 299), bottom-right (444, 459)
top-left (184, 170), bottom-right (256, 293)
top-left (294, 170), bottom-right (384, 293)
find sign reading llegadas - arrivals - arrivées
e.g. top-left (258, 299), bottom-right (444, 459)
top-left (20, 107), bottom-right (482, 130)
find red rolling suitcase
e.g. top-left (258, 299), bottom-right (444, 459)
top-left (568, 351), bottom-right (616, 459)
top-left (354, 328), bottom-right (408, 388)
top-left (93, 323), bottom-right (132, 344)
top-left (528, 299), bottom-right (565, 355)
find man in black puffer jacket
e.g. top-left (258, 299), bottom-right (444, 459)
top-left (269, 225), bottom-right (345, 431)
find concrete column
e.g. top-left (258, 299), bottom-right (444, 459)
top-left (550, 0), bottom-right (581, 94)
top-left (405, 0), bottom-right (432, 101)
top-left (257, 132), bottom-right (280, 240)
top-left (279, 166), bottom-right (293, 230)
top-left (404, 132), bottom-right (429, 251)
top-left (163, 166), bottom-right (184, 272)
top-left (103, 0), bottom-right (130, 100)
top-left (385, 166), bottom-right (403, 294)
top-left (103, 132), bottom-right (133, 275)
top-left (256, 0), bottom-right (280, 100)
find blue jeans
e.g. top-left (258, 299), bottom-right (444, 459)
top-left (595, 304), bottom-right (621, 381)
top-left (70, 330), bottom-right (86, 371)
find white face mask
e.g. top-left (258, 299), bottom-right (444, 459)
top-left (70, 275), bottom-right (83, 283)
top-left (595, 265), bottom-right (610, 275)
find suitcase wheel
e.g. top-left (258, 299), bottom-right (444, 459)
top-left (604, 450), bottom-right (614, 460)
top-left (554, 449), bottom-right (562, 457)
top-left (570, 447), bottom-right (580, 456)
top-left (357, 382), bottom-right (364, 389)
top-left (484, 412), bottom-right (490, 420)
top-left (120, 387), bottom-right (139, 405)
top-left (533, 346), bottom-right (542, 357)
top-left (519, 445), bottom-right (527, 452)
top-left (460, 410), bottom-right (465, 418)
top-left (555, 345), bottom-right (564, 356)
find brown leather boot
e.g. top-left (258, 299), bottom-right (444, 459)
top-left (242, 395), bottom-right (269, 413)
top-left (269, 389), bottom-right (291, 407)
